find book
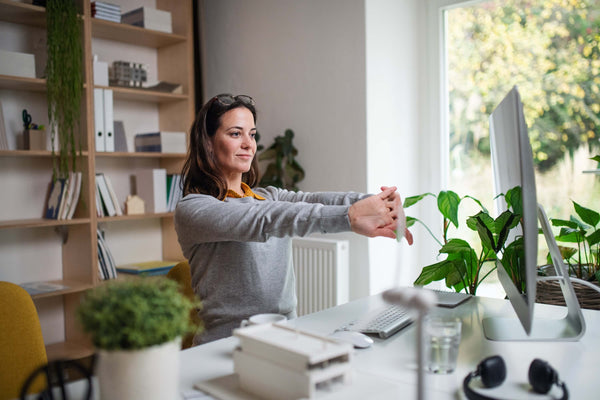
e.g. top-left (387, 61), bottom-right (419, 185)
top-left (0, 101), bottom-right (8, 150)
top-left (116, 260), bottom-right (179, 275)
top-left (135, 168), bottom-right (167, 213)
top-left (102, 174), bottom-right (122, 216)
top-left (58, 172), bottom-right (76, 220)
top-left (97, 229), bottom-right (117, 280)
top-left (141, 81), bottom-right (183, 94)
top-left (44, 178), bottom-right (67, 219)
top-left (134, 131), bottom-right (187, 153)
top-left (96, 173), bottom-right (117, 217)
top-left (114, 120), bottom-right (128, 152)
top-left (20, 282), bottom-right (70, 296)
top-left (66, 172), bottom-right (82, 220)
top-left (121, 7), bottom-right (172, 33)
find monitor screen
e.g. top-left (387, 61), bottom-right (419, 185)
top-left (488, 86), bottom-right (538, 335)
top-left (485, 86), bottom-right (585, 341)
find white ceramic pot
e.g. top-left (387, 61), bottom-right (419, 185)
top-left (97, 338), bottom-right (181, 400)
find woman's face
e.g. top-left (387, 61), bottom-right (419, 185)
top-left (211, 107), bottom-right (257, 185)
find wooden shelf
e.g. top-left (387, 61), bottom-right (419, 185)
top-left (29, 280), bottom-right (94, 300)
top-left (0, 150), bottom-right (89, 158)
top-left (95, 151), bottom-right (185, 159)
top-left (92, 18), bottom-right (187, 48)
top-left (0, 74), bottom-right (46, 92)
top-left (0, 0), bottom-right (46, 27)
top-left (0, 218), bottom-right (91, 230)
top-left (98, 212), bottom-right (174, 223)
top-left (46, 340), bottom-right (94, 362)
top-left (3, 0), bottom-right (194, 361)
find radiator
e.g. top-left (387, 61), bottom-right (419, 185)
top-left (292, 238), bottom-right (349, 316)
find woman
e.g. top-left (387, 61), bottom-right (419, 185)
top-left (175, 94), bottom-right (413, 345)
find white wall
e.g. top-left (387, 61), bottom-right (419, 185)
top-left (201, 0), bottom-right (371, 298)
top-left (201, 0), bottom-right (444, 298)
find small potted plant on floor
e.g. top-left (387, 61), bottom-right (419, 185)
top-left (77, 278), bottom-right (200, 400)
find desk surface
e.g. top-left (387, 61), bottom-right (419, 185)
top-left (46, 294), bottom-right (600, 399)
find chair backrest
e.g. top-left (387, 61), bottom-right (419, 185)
top-left (166, 261), bottom-right (201, 349)
top-left (0, 281), bottom-right (48, 400)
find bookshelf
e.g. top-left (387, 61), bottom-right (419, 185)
top-left (0, 0), bottom-right (195, 360)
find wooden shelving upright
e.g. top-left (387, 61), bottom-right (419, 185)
top-left (0, 0), bottom-right (195, 360)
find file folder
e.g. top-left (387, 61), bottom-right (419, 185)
top-left (94, 88), bottom-right (105, 151)
top-left (103, 89), bottom-right (114, 152)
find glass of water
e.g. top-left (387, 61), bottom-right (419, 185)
top-left (424, 316), bottom-right (462, 374)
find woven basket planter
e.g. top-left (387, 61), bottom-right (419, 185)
top-left (536, 278), bottom-right (600, 310)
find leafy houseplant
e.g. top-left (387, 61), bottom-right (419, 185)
top-left (77, 279), bottom-right (199, 350)
top-left (46, 1), bottom-right (83, 180)
top-left (258, 129), bottom-right (305, 191)
top-left (546, 201), bottom-right (600, 283)
top-left (77, 279), bottom-right (200, 399)
top-left (405, 187), bottom-right (523, 295)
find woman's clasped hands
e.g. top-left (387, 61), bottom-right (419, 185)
top-left (347, 186), bottom-right (413, 244)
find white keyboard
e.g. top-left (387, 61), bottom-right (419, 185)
top-left (338, 305), bottom-right (413, 338)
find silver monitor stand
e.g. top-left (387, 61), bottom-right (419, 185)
top-left (482, 204), bottom-right (586, 341)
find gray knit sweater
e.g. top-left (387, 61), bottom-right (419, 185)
top-left (174, 186), bottom-right (365, 344)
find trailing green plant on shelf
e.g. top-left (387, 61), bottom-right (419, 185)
top-left (77, 279), bottom-right (201, 351)
top-left (404, 187), bottom-right (523, 295)
top-left (46, 1), bottom-right (83, 180)
top-left (258, 129), bottom-right (305, 191)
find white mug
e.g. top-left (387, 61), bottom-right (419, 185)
top-left (240, 313), bottom-right (286, 327)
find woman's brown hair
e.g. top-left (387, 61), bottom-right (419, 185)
top-left (181, 94), bottom-right (260, 200)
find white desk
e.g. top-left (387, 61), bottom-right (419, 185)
top-left (41, 294), bottom-right (600, 399)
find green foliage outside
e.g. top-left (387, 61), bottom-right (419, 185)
top-left (448, 0), bottom-right (600, 172)
top-left (77, 279), bottom-right (201, 350)
top-left (406, 187), bottom-right (524, 295)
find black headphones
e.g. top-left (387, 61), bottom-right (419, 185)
top-left (463, 355), bottom-right (568, 400)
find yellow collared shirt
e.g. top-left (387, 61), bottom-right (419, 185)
top-left (225, 182), bottom-right (265, 200)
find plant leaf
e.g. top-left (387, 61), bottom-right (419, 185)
top-left (573, 201), bottom-right (600, 228)
top-left (587, 229), bottom-right (600, 247)
top-left (505, 186), bottom-right (523, 215)
top-left (403, 193), bottom-right (435, 208)
top-left (437, 191), bottom-right (461, 228)
top-left (551, 218), bottom-right (578, 229)
top-left (413, 260), bottom-right (454, 286)
top-left (466, 212), bottom-right (496, 252)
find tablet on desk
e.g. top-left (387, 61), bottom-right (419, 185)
top-left (431, 289), bottom-right (473, 308)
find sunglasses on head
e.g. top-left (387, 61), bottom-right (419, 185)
top-left (211, 94), bottom-right (255, 107)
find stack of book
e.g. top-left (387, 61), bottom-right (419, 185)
top-left (97, 229), bottom-right (117, 280)
top-left (121, 7), bottom-right (172, 33)
top-left (134, 131), bottom-right (187, 153)
top-left (44, 172), bottom-right (83, 220)
top-left (167, 174), bottom-right (183, 212)
top-left (135, 169), bottom-right (183, 214)
top-left (91, 1), bottom-right (121, 23)
top-left (116, 260), bottom-right (179, 276)
top-left (95, 173), bottom-right (123, 217)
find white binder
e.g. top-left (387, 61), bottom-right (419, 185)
top-left (94, 88), bottom-right (105, 151)
top-left (103, 89), bottom-right (114, 152)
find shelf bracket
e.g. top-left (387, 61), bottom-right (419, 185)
top-left (54, 226), bottom-right (69, 244)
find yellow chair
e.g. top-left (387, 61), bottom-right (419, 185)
top-left (0, 281), bottom-right (48, 400)
top-left (166, 261), bottom-right (202, 349)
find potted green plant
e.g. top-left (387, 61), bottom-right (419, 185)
top-left (405, 187), bottom-right (522, 295)
top-left (46, 1), bottom-right (83, 180)
top-left (536, 200), bottom-right (600, 309)
top-left (77, 279), bottom-right (200, 400)
top-left (258, 129), bottom-right (305, 191)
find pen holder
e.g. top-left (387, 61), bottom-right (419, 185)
top-left (24, 128), bottom-right (47, 151)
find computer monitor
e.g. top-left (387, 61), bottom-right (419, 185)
top-left (483, 85), bottom-right (585, 341)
